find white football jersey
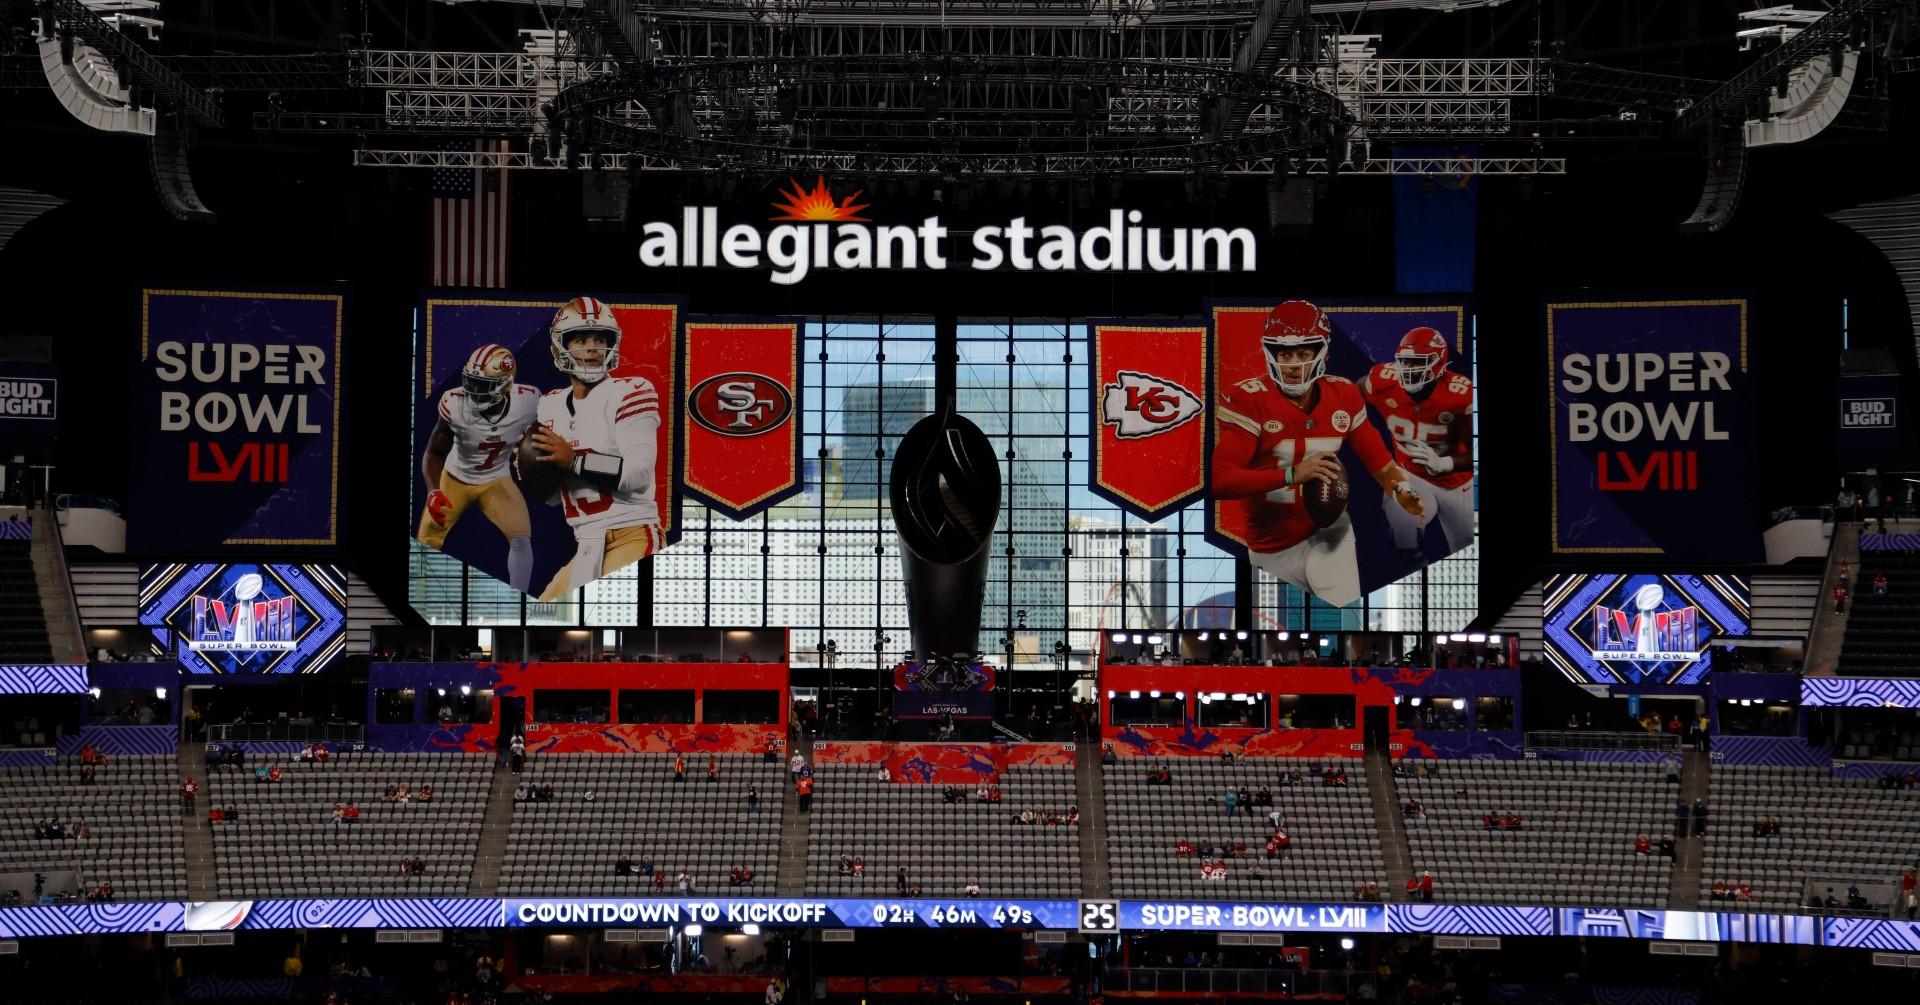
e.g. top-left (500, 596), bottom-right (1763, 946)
top-left (437, 385), bottom-right (540, 485)
top-left (535, 376), bottom-right (662, 532)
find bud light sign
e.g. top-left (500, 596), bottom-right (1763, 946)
top-left (140, 563), bottom-right (347, 674)
top-left (1542, 573), bottom-right (1749, 686)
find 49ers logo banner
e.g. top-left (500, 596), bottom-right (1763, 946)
top-left (1089, 323), bottom-right (1208, 520)
top-left (681, 319), bottom-right (804, 519)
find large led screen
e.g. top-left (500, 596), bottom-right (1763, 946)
top-left (139, 563), bottom-right (347, 674)
top-left (1542, 573), bottom-right (1749, 686)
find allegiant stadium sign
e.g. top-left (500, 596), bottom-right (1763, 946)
top-left (637, 179), bottom-right (1257, 286)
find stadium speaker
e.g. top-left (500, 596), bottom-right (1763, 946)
top-left (1679, 126), bottom-right (1746, 234)
top-left (889, 408), bottom-right (1001, 662)
top-left (148, 117), bottom-right (214, 224)
top-left (1266, 176), bottom-right (1315, 232)
top-left (581, 171), bottom-right (630, 231)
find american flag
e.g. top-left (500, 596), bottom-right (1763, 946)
top-left (431, 139), bottom-right (512, 288)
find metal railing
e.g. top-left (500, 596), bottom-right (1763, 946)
top-left (207, 721), bottom-right (365, 744)
top-left (1524, 730), bottom-right (1681, 752)
top-left (1107, 967), bottom-right (1347, 997)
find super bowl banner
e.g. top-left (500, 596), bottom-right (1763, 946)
top-left (892, 660), bottom-right (996, 719)
top-left (132, 287), bottom-right (345, 550)
top-left (1546, 298), bottom-right (1757, 559)
top-left (414, 294), bottom-right (681, 599)
top-left (1205, 300), bottom-right (1474, 607)
top-left (139, 563), bottom-right (347, 674)
top-left (1088, 322), bottom-right (1207, 520)
top-left (681, 319), bottom-right (803, 518)
top-left (0, 363), bottom-right (59, 437)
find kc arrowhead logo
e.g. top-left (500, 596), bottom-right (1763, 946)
top-left (1101, 370), bottom-right (1203, 439)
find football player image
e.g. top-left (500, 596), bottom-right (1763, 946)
top-left (524, 296), bottom-right (664, 601)
top-left (1212, 301), bottom-right (1428, 607)
top-left (1361, 326), bottom-right (1475, 560)
top-left (418, 344), bottom-right (541, 592)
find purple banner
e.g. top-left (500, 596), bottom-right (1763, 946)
top-left (132, 287), bottom-right (345, 550)
top-left (0, 664), bottom-right (88, 694)
top-left (1708, 736), bottom-right (1829, 767)
top-left (1830, 759), bottom-right (1920, 782)
top-left (1859, 533), bottom-right (1920, 552)
top-left (1801, 677), bottom-right (1920, 708)
top-left (1546, 298), bottom-right (1757, 560)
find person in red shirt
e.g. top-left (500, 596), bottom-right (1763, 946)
top-left (1211, 301), bottom-right (1427, 607)
top-left (209, 807), bottom-right (225, 824)
top-left (313, 743), bottom-right (331, 764)
top-left (1635, 835), bottom-right (1651, 856)
top-left (1418, 870), bottom-right (1435, 903)
top-left (796, 773), bottom-right (814, 812)
top-left (1359, 326), bottom-right (1475, 558)
top-left (673, 754), bottom-right (687, 782)
top-left (1834, 583), bottom-right (1849, 613)
top-left (342, 803), bottom-right (360, 823)
top-left (180, 776), bottom-right (198, 813)
top-left (268, 764), bottom-right (283, 783)
top-left (1405, 877), bottom-right (1419, 900)
top-left (706, 754), bottom-right (719, 782)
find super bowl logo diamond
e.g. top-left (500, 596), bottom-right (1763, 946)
top-left (188, 572), bottom-right (299, 658)
top-left (1101, 370), bottom-right (1203, 438)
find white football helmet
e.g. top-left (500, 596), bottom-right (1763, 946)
top-left (1261, 300), bottom-right (1332, 396)
top-left (549, 296), bottom-right (621, 384)
top-left (460, 343), bottom-right (517, 415)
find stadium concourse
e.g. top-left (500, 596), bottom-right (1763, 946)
top-left (7, 0), bottom-right (1920, 1002)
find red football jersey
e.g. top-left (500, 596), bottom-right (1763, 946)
top-left (1214, 374), bottom-right (1394, 554)
top-left (1360, 364), bottom-right (1474, 490)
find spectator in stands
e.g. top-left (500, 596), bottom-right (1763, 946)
top-left (677, 869), bottom-right (695, 893)
top-left (652, 869), bottom-right (668, 892)
top-left (313, 742), bottom-right (330, 764)
top-left (1175, 841), bottom-right (1196, 858)
top-left (180, 776), bottom-right (198, 814)
top-left (1237, 785), bottom-right (1252, 811)
top-left (399, 857), bottom-right (414, 876)
top-left (1834, 582), bottom-right (1849, 614)
top-left (342, 803), bottom-right (360, 824)
top-left (964, 881), bottom-right (980, 896)
top-left (297, 744), bottom-right (314, 763)
top-left (509, 733), bottom-right (526, 774)
top-left (763, 736), bottom-right (780, 763)
top-left (210, 807), bottom-right (226, 824)
top-left (331, 804), bottom-right (345, 827)
top-left (80, 763), bottom-right (95, 786)
top-left (513, 783), bottom-right (528, 802)
top-left (796, 773), bottom-right (813, 812)
top-left (707, 754), bottom-right (719, 782)
top-left (1016, 808), bottom-right (1037, 825)
top-left (1657, 834), bottom-right (1675, 858)
top-left (745, 784), bottom-right (760, 811)
top-left (1903, 868), bottom-right (1916, 910)
top-left (987, 784), bottom-right (1002, 803)
top-left (1403, 800), bottom-right (1424, 821)
top-left (1736, 882), bottom-right (1752, 903)
top-left (88, 880), bottom-right (112, 903)
top-left (1223, 788), bottom-right (1239, 817)
top-left (1068, 806), bottom-right (1080, 825)
top-left (615, 853), bottom-right (635, 876)
top-left (1873, 572), bottom-right (1889, 595)
top-left (673, 754), bottom-right (687, 782)
top-left (1710, 880), bottom-right (1728, 901)
top-left (876, 764), bottom-right (892, 782)
top-left (790, 751), bottom-right (805, 779)
top-left (268, 763), bottom-right (283, 783)
top-left (1418, 871), bottom-right (1434, 903)
top-left (1267, 828), bottom-right (1291, 858)
top-left (1102, 744), bottom-right (1118, 766)
top-left (74, 820), bottom-right (90, 839)
top-left (419, 784), bottom-right (433, 803)
top-left (583, 789), bottom-right (595, 803)
top-left (1666, 716), bottom-right (1683, 737)
top-left (896, 866), bottom-right (909, 894)
top-left (838, 853), bottom-right (853, 874)
top-left (1664, 753), bottom-right (1681, 783)
top-left (1691, 799), bottom-right (1707, 836)
top-left (254, 764), bottom-right (270, 784)
top-left (1254, 785), bottom-right (1273, 807)
top-left (1635, 835), bottom-right (1651, 855)
top-left (852, 857), bottom-right (865, 876)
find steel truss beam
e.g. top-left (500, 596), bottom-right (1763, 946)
top-left (353, 144), bottom-right (1563, 175)
top-left (1677, 0), bottom-right (1898, 135)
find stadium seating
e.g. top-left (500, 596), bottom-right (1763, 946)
top-left (1104, 759), bottom-right (1385, 902)
top-left (500, 752), bottom-right (783, 896)
top-left (1399, 760), bottom-right (1672, 907)
top-left (207, 751), bottom-right (493, 897)
top-left (1835, 547), bottom-right (1920, 676)
top-left (1700, 765), bottom-right (1920, 912)
top-left (807, 761), bottom-right (1081, 897)
top-left (0, 755), bottom-right (186, 901)
top-left (0, 541), bottom-right (53, 662)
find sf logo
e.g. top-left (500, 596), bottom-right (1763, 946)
top-left (690, 371), bottom-right (795, 437)
top-left (1101, 370), bottom-right (1202, 439)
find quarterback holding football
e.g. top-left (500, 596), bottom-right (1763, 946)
top-left (1360, 326), bottom-right (1475, 559)
top-left (522, 296), bottom-right (665, 601)
top-left (1211, 301), bottom-right (1427, 607)
top-left (417, 344), bottom-right (541, 592)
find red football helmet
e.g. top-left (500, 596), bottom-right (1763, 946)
top-left (1394, 326), bottom-right (1450, 394)
top-left (1260, 300), bottom-right (1332, 396)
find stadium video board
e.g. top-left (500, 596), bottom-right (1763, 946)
top-left (139, 563), bottom-right (347, 674)
top-left (1542, 573), bottom-right (1749, 686)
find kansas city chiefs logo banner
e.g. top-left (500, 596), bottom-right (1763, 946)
top-left (1089, 322), bottom-right (1208, 520)
top-left (680, 318), bottom-right (804, 519)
